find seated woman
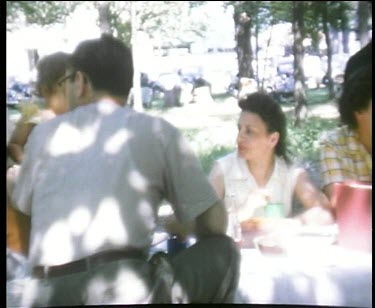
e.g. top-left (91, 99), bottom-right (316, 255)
top-left (208, 92), bottom-right (334, 241)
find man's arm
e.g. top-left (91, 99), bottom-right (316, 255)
top-left (164, 200), bottom-right (228, 241)
top-left (194, 199), bottom-right (228, 239)
top-left (323, 183), bottom-right (335, 201)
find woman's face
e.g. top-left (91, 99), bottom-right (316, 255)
top-left (236, 111), bottom-right (279, 161)
top-left (47, 79), bottom-right (70, 115)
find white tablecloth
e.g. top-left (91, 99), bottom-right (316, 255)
top-left (235, 246), bottom-right (372, 307)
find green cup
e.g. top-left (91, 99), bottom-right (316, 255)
top-left (265, 203), bottom-right (285, 218)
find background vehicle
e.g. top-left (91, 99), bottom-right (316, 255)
top-left (6, 80), bottom-right (33, 107)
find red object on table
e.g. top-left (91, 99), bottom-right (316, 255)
top-left (333, 180), bottom-right (372, 253)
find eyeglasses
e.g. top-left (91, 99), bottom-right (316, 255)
top-left (57, 72), bottom-right (76, 87)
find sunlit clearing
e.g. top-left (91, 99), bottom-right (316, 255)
top-left (48, 122), bottom-right (97, 156)
top-left (158, 204), bottom-right (173, 217)
top-left (41, 221), bottom-right (74, 265)
top-left (104, 129), bottom-right (132, 154)
top-left (178, 136), bottom-right (193, 154)
top-left (83, 198), bottom-right (128, 250)
top-left (68, 206), bottom-right (91, 236)
top-left (129, 170), bottom-right (148, 192)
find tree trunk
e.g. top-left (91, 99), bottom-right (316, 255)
top-left (255, 14), bottom-right (259, 90)
top-left (130, 1), bottom-right (143, 111)
top-left (322, 1), bottom-right (334, 99)
top-left (95, 1), bottom-right (113, 35)
top-left (234, 11), bottom-right (254, 79)
top-left (342, 27), bottom-right (350, 54)
top-left (357, 1), bottom-right (370, 47)
top-left (292, 1), bottom-right (307, 127)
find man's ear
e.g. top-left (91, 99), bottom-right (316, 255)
top-left (75, 71), bottom-right (89, 98)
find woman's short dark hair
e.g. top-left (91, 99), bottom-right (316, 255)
top-left (70, 34), bottom-right (133, 97)
top-left (35, 52), bottom-right (70, 97)
top-left (238, 92), bottom-right (289, 163)
top-left (339, 41), bottom-right (372, 129)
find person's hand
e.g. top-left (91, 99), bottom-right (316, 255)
top-left (164, 216), bottom-right (191, 241)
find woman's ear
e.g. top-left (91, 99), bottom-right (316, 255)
top-left (269, 132), bottom-right (280, 148)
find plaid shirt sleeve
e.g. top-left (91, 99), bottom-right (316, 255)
top-left (319, 127), bottom-right (372, 187)
top-left (319, 138), bottom-right (349, 188)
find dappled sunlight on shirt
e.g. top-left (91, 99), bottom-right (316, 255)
top-left (97, 99), bottom-right (119, 114)
top-left (48, 121), bottom-right (99, 156)
top-left (138, 200), bottom-right (155, 228)
top-left (41, 220), bottom-right (74, 265)
top-left (83, 197), bottom-right (128, 251)
top-left (67, 206), bottom-right (92, 236)
top-left (128, 170), bottom-right (148, 193)
top-left (104, 129), bottom-right (133, 155)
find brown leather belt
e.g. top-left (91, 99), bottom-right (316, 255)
top-left (32, 249), bottom-right (146, 279)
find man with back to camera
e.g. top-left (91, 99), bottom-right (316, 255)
top-left (9, 34), bottom-right (240, 305)
top-left (319, 41), bottom-right (372, 200)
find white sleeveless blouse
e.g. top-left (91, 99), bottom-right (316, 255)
top-left (215, 151), bottom-right (304, 218)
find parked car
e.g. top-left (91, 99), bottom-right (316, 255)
top-left (6, 81), bottom-right (33, 106)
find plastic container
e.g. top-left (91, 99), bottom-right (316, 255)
top-left (264, 203), bottom-right (284, 218)
top-left (333, 181), bottom-right (372, 252)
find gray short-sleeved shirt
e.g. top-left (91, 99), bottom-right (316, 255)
top-left (12, 100), bottom-right (219, 267)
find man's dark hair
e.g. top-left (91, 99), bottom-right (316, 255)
top-left (70, 34), bottom-right (133, 97)
top-left (238, 92), bottom-right (290, 163)
top-left (338, 40), bottom-right (372, 129)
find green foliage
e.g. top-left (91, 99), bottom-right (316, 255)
top-left (268, 1), bottom-right (293, 25)
top-left (199, 145), bottom-right (234, 174)
top-left (287, 116), bottom-right (338, 163)
top-left (136, 1), bottom-right (209, 47)
top-left (7, 1), bottom-right (79, 30)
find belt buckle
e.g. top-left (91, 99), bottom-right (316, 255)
top-left (39, 266), bottom-right (50, 279)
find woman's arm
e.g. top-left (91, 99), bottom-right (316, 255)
top-left (7, 122), bottom-right (36, 164)
top-left (294, 170), bottom-right (335, 225)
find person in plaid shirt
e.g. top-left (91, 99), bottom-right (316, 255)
top-left (319, 41), bottom-right (372, 199)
